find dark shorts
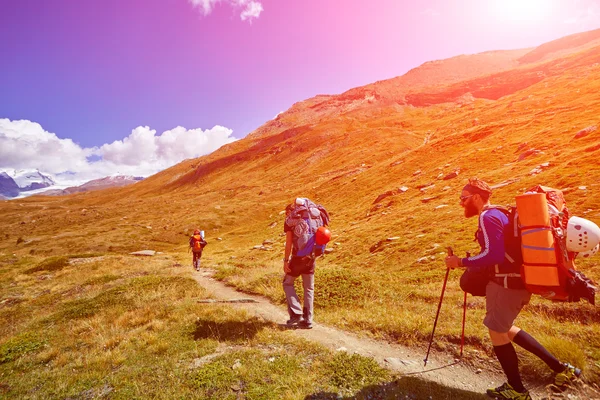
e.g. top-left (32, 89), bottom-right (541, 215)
top-left (288, 256), bottom-right (315, 277)
top-left (484, 281), bottom-right (531, 333)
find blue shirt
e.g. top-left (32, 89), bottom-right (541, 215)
top-left (462, 207), bottom-right (509, 272)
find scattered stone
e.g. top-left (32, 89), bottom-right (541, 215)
top-left (262, 240), bottom-right (274, 245)
top-left (574, 125), bottom-right (597, 139)
top-left (435, 205), bottom-right (449, 210)
top-left (413, 170), bottom-right (422, 176)
top-left (530, 167), bottom-right (543, 175)
top-left (374, 189), bottom-right (400, 204)
top-left (421, 196), bottom-right (439, 203)
top-left (324, 248), bottom-right (334, 254)
top-left (437, 173), bottom-right (444, 179)
top-left (231, 384), bottom-right (242, 392)
top-left (416, 182), bottom-right (433, 189)
top-left (253, 245), bottom-right (262, 249)
top-left (232, 360), bottom-right (242, 370)
top-left (386, 237), bottom-right (400, 241)
top-left (278, 210), bottom-right (285, 215)
top-left (490, 178), bottom-right (519, 190)
top-left (517, 149), bottom-right (542, 161)
top-left (146, 226), bottom-right (152, 230)
top-left (443, 170), bottom-right (459, 180)
top-left (443, 186), bottom-right (452, 191)
top-left (420, 185), bottom-right (435, 192)
top-left (334, 242), bottom-right (341, 246)
top-left (579, 186), bottom-right (587, 191)
top-left (268, 357), bottom-right (275, 362)
top-left (416, 234), bottom-right (426, 238)
top-left (416, 257), bottom-right (430, 263)
top-left (129, 250), bottom-right (156, 256)
top-left (476, 369), bottom-right (482, 374)
top-left (336, 347), bottom-right (347, 352)
top-left (214, 205), bottom-right (221, 209)
top-left (269, 222), bottom-right (278, 228)
top-left (399, 186), bottom-right (409, 192)
top-left (217, 237), bottom-right (223, 241)
top-left (390, 160), bottom-right (403, 167)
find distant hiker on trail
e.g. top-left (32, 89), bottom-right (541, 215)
top-left (445, 178), bottom-right (580, 400)
top-left (189, 229), bottom-right (207, 271)
top-left (282, 198), bottom-right (331, 329)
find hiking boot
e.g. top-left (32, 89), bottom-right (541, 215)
top-left (298, 320), bottom-right (313, 329)
top-left (486, 382), bottom-right (531, 400)
top-left (553, 363), bottom-right (581, 390)
top-left (286, 316), bottom-right (303, 326)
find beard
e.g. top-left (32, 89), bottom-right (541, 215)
top-left (464, 201), bottom-right (479, 218)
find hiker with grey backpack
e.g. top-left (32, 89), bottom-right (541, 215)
top-left (282, 198), bottom-right (331, 329)
top-left (444, 178), bottom-right (589, 400)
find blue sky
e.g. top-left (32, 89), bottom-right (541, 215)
top-left (1, 0), bottom-right (599, 186)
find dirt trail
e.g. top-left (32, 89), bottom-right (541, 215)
top-left (188, 267), bottom-right (596, 399)
top-left (190, 268), bottom-right (498, 394)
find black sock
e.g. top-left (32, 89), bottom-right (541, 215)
top-left (493, 343), bottom-right (526, 393)
top-left (513, 330), bottom-right (564, 373)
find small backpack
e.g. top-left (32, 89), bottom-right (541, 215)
top-left (285, 198), bottom-right (330, 258)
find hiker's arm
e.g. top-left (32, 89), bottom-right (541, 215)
top-left (284, 231), bottom-right (292, 261)
top-left (462, 213), bottom-right (505, 270)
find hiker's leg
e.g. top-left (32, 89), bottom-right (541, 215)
top-left (301, 273), bottom-right (314, 323)
top-left (282, 274), bottom-right (302, 318)
top-left (490, 328), bottom-right (526, 393)
top-left (484, 282), bottom-right (531, 393)
top-left (512, 328), bottom-right (564, 372)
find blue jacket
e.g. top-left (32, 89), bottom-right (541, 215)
top-left (462, 206), bottom-right (523, 282)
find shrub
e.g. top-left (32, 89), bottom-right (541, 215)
top-left (323, 352), bottom-right (389, 393)
top-left (25, 256), bottom-right (70, 274)
top-left (0, 333), bottom-right (45, 364)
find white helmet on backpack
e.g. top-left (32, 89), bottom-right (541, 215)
top-left (576, 243), bottom-right (599, 259)
top-left (566, 216), bottom-right (600, 252)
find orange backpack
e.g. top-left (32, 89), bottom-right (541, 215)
top-left (515, 185), bottom-right (595, 304)
top-left (191, 234), bottom-right (204, 252)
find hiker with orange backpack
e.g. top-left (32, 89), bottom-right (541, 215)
top-left (282, 198), bottom-right (331, 329)
top-left (189, 229), bottom-right (207, 271)
top-left (445, 178), bottom-right (581, 400)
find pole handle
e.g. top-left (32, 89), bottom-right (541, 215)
top-left (447, 247), bottom-right (454, 257)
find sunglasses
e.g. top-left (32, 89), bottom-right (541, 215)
top-left (459, 194), bottom-right (475, 202)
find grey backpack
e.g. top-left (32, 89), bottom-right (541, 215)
top-left (285, 198), bottom-right (330, 257)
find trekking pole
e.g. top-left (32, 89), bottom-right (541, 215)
top-left (424, 247), bottom-right (453, 367)
top-left (459, 251), bottom-right (470, 359)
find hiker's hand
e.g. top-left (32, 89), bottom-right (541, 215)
top-left (445, 255), bottom-right (463, 269)
top-left (283, 260), bottom-right (291, 274)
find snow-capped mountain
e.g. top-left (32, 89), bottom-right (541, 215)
top-left (39, 175), bottom-right (144, 196)
top-left (0, 172), bottom-right (20, 197)
top-left (10, 169), bottom-right (55, 191)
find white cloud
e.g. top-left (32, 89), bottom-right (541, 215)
top-left (0, 118), bottom-right (237, 187)
top-left (240, 0), bottom-right (263, 21)
top-left (563, 3), bottom-right (600, 29)
top-left (188, 0), bottom-right (263, 22)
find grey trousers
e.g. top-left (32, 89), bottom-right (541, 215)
top-left (283, 273), bottom-right (314, 323)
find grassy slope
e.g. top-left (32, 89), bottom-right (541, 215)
top-left (1, 39), bottom-right (600, 397)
